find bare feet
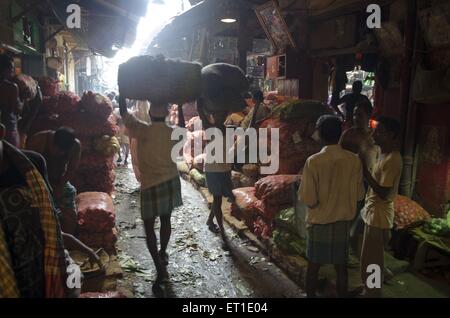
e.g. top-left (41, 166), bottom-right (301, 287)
top-left (155, 267), bottom-right (169, 284)
top-left (206, 221), bottom-right (220, 234)
top-left (159, 250), bottom-right (169, 266)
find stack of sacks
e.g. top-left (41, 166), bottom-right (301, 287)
top-left (258, 118), bottom-right (322, 175)
top-left (29, 88), bottom-right (119, 195)
top-left (394, 195), bottom-right (431, 229)
top-left (80, 91), bottom-right (113, 120)
top-left (71, 135), bottom-right (118, 194)
top-left (29, 90), bottom-right (80, 136)
top-left (64, 92), bottom-right (118, 194)
top-left (72, 167), bottom-right (116, 194)
top-left (78, 153), bottom-right (115, 169)
top-left (272, 207), bottom-right (306, 256)
top-left (59, 112), bottom-right (119, 138)
top-left (240, 175), bottom-right (301, 239)
top-left (56, 91), bottom-right (81, 114)
top-left (257, 100), bottom-right (328, 175)
top-left (76, 192), bottom-right (117, 253)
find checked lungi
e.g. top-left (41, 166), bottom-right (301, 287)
top-left (306, 221), bottom-right (351, 265)
top-left (140, 176), bottom-right (182, 220)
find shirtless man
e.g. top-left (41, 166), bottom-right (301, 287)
top-left (339, 101), bottom-right (395, 283)
top-left (0, 54), bottom-right (23, 147)
top-left (339, 101), bottom-right (378, 251)
top-left (340, 101), bottom-right (379, 171)
top-left (26, 127), bottom-right (81, 235)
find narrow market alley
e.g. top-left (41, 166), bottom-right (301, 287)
top-left (113, 164), bottom-right (303, 298)
top-left (2, 0), bottom-right (450, 304)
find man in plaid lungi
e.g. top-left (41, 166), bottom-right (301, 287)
top-left (298, 115), bottom-right (365, 297)
top-left (120, 97), bottom-right (182, 288)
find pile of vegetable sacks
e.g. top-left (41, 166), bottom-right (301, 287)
top-left (29, 87), bottom-right (119, 194)
top-left (80, 91), bottom-right (113, 120)
top-left (257, 117), bottom-right (322, 175)
top-left (76, 192), bottom-right (118, 253)
top-left (231, 174), bottom-right (300, 240)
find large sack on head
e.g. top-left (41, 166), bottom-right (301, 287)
top-left (201, 63), bottom-right (249, 113)
top-left (118, 55), bottom-right (201, 103)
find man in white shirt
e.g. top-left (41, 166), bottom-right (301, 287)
top-left (298, 115), bottom-right (365, 297)
top-left (359, 116), bottom-right (402, 297)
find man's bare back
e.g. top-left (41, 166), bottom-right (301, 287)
top-left (26, 130), bottom-right (81, 189)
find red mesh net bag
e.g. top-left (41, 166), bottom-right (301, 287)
top-left (37, 76), bottom-right (60, 97)
top-left (76, 192), bottom-right (116, 232)
top-left (80, 91), bottom-right (113, 120)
